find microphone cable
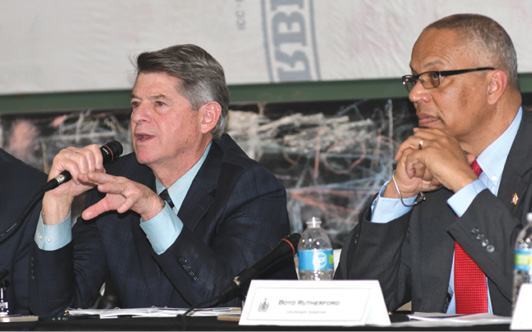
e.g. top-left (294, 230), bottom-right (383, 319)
top-left (0, 141), bottom-right (123, 245)
top-left (0, 188), bottom-right (44, 245)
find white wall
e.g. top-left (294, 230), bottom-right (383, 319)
top-left (0, 0), bottom-right (530, 94)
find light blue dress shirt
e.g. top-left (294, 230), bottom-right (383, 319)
top-left (370, 107), bottom-right (523, 314)
top-left (35, 143), bottom-right (212, 255)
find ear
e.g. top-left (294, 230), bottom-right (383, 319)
top-left (486, 69), bottom-right (507, 105)
top-left (199, 101), bottom-right (222, 134)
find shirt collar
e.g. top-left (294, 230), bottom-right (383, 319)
top-left (156, 142), bottom-right (212, 207)
top-left (476, 107), bottom-right (522, 188)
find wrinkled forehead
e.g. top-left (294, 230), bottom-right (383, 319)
top-left (410, 28), bottom-right (482, 73)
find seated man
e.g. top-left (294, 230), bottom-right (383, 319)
top-left (335, 14), bottom-right (525, 316)
top-left (29, 44), bottom-right (296, 317)
top-left (0, 148), bottom-right (46, 314)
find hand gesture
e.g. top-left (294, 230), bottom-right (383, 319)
top-left (78, 172), bottom-right (164, 221)
top-left (396, 128), bottom-right (478, 193)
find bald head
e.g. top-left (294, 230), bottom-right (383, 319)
top-left (423, 14), bottom-right (519, 90)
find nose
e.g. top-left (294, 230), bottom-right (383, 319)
top-left (408, 81), bottom-right (430, 104)
top-left (131, 103), bottom-right (150, 124)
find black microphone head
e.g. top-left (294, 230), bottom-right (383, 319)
top-left (100, 141), bottom-right (123, 163)
top-left (283, 233), bottom-right (301, 255)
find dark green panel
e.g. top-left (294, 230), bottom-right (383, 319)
top-left (0, 74), bottom-right (531, 114)
top-left (228, 78), bottom-right (409, 104)
top-left (519, 73), bottom-right (532, 92)
top-left (0, 90), bottom-right (132, 114)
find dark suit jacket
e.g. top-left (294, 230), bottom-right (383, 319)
top-left (29, 134), bottom-right (296, 316)
top-left (335, 108), bottom-right (532, 317)
top-left (0, 149), bottom-right (46, 314)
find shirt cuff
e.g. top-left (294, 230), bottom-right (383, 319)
top-left (371, 181), bottom-right (415, 223)
top-left (34, 212), bottom-right (72, 250)
top-left (140, 203), bottom-right (183, 255)
top-left (447, 179), bottom-right (487, 217)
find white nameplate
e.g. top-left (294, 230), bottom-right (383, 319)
top-left (511, 283), bottom-right (532, 329)
top-left (239, 280), bottom-right (390, 326)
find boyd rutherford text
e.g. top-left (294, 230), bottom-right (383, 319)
top-left (278, 300), bottom-right (340, 306)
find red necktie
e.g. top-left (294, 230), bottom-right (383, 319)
top-left (454, 160), bottom-right (488, 314)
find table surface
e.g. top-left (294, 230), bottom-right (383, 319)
top-left (0, 315), bottom-right (512, 331)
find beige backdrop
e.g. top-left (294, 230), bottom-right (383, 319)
top-left (0, 0), bottom-right (530, 94)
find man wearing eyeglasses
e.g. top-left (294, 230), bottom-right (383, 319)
top-left (335, 13), bottom-right (527, 317)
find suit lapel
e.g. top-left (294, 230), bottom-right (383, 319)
top-left (498, 109), bottom-right (532, 214)
top-left (177, 141), bottom-right (222, 231)
top-left (117, 139), bottom-right (224, 304)
top-left (498, 164), bottom-right (528, 213)
top-left (134, 141), bottom-right (223, 304)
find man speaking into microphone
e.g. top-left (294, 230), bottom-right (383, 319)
top-left (29, 44), bottom-right (296, 317)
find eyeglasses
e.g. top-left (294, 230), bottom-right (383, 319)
top-left (402, 67), bottom-right (495, 92)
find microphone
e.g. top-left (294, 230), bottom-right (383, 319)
top-left (40, 141), bottom-right (123, 192)
top-left (217, 233), bottom-right (301, 304)
top-left (182, 233), bottom-right (300, 316)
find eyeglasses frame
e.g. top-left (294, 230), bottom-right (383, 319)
top-left (402, 67), bottom-right (496, 92)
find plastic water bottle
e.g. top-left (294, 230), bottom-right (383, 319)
top-left (297, 217), bottom-right (334, 280)
top-left (513, 213), bottom-right (532, 311)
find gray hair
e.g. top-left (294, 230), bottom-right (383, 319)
top-left (425, 13), bottom-right (519, 89)
top-left (135, 44), bottom-right (230, 140)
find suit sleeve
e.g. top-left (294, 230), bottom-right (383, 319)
top-left (153, 164), bottom-right (296, 307)
top-left (29, 215), bottom-right (109, 317)
top-left (334, 203), bottom-right (413, 312)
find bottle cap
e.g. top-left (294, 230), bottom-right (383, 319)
top-left (306, 216), bottom-right (322, 227)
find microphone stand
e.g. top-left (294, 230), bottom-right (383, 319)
top-left (181, 278), bottom-right (241, 317)
top-left (178, 281), bottom-right (239, 331)
top-left (180, 232), bottom-right (300, 322)
top-left (0, 188), bottom-right (43, 245)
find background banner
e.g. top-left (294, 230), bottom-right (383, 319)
top-left (0, 0), bottom-right (531, 94)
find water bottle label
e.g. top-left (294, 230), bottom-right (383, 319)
top-left (298, 249), bottom-right (334, 271)
top-left (515, 249), bottom-right (532, 271)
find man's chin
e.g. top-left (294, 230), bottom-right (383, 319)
top-left (418, 118), bottom-right (443, 129)
top-left (134, 151), bottom-right (157, 166)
